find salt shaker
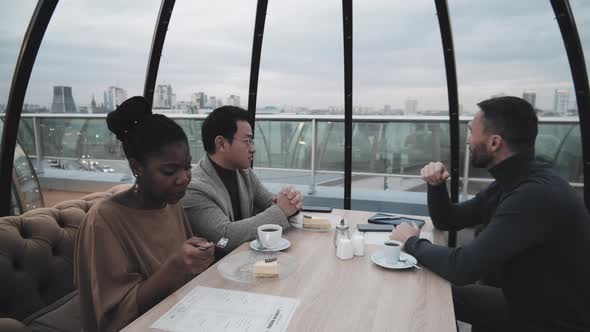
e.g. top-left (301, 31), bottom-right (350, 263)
top-left (334, 219), bottom-right (350, 247)
top-left (351, 231), bottom-right (365, 256)
top-left (336, 238), bottom-right (354, 260)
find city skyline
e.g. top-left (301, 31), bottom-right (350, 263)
top-left (1, 1), bottom-right (589, 112)
top-left (4, 83), bottom-right (578, 117)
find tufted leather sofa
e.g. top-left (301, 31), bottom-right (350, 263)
top-left (0, 185), bottom-right (129, 332)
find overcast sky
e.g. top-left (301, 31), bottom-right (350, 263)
top-left (1, 0), bottom-right (589, 112)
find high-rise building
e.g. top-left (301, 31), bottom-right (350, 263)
top-left (208, 96), bottom-right (217, 109)
top-left (192, 92), bottom-right (207, 108)
top-left (89, 94), bottom-right (108, 114)
top-left (154, 84), bottom-right (174, 109)
top-left (404, 99), bottom-right (418, 114)
top-left (227, 94), bottom-right (241, 107)
top-left (89, 94), bottom-right (97, 114)
top-left (553, 89), bottom-right (569, 114)
top-left (522, 90), bottom-right (536, 108)
top-left (103, 86), bottom-right (128, 110)
top-left (51, 86), bottom-right (77, 113)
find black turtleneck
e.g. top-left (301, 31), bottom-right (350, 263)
top-left (208, 157), bottom-right (242, 221)
top-left (404, 153), bottom-right (590, 330)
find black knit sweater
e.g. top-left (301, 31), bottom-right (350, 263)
top-left (404, 153), bottom-right (590, 331)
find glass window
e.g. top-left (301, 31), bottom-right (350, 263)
top-left (253, 119), bottom-right (313, 188)
top-left (253, 0), bottom-right (344, 195)
top-left (450, 0), bottom-right (583, 193)
top-left (570, 1), bottom-right (590, 75)
top-left (258, 0), bottom-right (343, 111)
top-left (155, 0), bottom-right (256, 117)
top-left (174, 118), bottom-right (204, 163)
top-left (154, 0), bottom-right (257, 173)
top-left (459, 120), bottom-right (582, 196)
top-left (450, 0), bottom-right (577, 116)
top-left (354, 0), bottom-right (447, 116)
top-left (0, 119), bottom-right (43, 214)
top-left (0, 1), bottom-right (36, 111)
top-left (1, 2), bottom-right (46, 213)
top-left (19, 0), bottom-right (161, 203)
top-left (352, 0), bottom-right (448, 209)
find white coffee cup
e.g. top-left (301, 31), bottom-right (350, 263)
top-left (383, 240), bottom-right (402, 263)
top-left (257, 224), bottom-right (283, 248)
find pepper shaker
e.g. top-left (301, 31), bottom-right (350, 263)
top-left (334, 219), bottom-right (350, 247)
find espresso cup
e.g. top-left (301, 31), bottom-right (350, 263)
top-left (383, 240), bottom-right (402, 263)
top-left (257, 224), bottom-right (283, 248)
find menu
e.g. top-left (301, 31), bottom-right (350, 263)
top-left (151, 287), bottom-right (299, 332)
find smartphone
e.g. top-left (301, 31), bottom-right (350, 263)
top-left (302, 205), bottom-right (333, 213)
top-left (368, 215), bottom-right (425, 228)
top-left (357, 224), bottom-right (395, 232)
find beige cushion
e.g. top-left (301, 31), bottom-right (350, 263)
top-left (0, 185), bottom-right (128, 322)
top-left (25, 291), bottom-right (80, 332)
top-left (0, 207), bottom-right (81, 320)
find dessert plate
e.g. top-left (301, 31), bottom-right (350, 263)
top-left (250, 238), bottom-right (291, 252)
top-left (370, 251), bottom-right (418, 270)
top-left (217, 250), bottom-right (297, 283)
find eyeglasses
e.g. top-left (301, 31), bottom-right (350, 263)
top-left (237, 138), bottom-right (255, 146)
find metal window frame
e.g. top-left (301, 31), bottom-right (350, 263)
top-left (550, 0), bottom-right (590, 211)
top-left (0, 0), bottom-right (58, 217)
top-left (2, 0), bottom-right (587, 222)
top-left (247, 0), bottom-right (269, 137)
top-left (343, 0), bottom-right (353, 210)
top-left (144, 0), bottom-right (176, 107)
top-left (434, 0), bottom-right (460, 247)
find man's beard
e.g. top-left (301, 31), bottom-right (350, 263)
top-left (470, 145), bottom-right (493, 168)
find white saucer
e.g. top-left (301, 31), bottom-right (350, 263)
top-left (250, 238), bottom-right (291, 252)
top-left (370, 251), bottom-right (418, 269)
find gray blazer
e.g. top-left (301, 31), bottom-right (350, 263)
top-left (182, 155), bottom-right (291, 254)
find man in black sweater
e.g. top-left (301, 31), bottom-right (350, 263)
top-left (390, 96), bottom-right (590, 331)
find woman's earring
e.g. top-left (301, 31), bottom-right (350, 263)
top-left (133, 174), bottom-right (141, 194)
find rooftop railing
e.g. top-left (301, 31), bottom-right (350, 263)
top-left (7, 113), bottom-right (582, 211)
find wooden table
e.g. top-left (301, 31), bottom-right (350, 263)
top-left (123, 209), bottom-right (456, 331)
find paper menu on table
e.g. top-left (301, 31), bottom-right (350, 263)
top-left (151, 287), bottom-right (299, 332)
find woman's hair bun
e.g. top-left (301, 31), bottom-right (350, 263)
top-left (106, 96), bottom-right (152, 141)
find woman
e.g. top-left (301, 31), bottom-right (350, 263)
top-left (74, 96), bottom-right (214, 332)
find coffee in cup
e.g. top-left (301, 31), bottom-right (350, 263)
top-left (257, 224), bottom-right (283, 248)
top-left (384, 240), bottom-right (402, 263)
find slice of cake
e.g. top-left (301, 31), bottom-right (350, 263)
top-left (302, 215), bottom-right (331, 229)
top-left (254, 257), bottom-right (279, 278)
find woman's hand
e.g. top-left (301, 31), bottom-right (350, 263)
top-left (174, 237), bottom-right (215, 275)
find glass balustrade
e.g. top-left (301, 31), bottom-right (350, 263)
top-left (5, 114), bottom-right (582, 203)
top-left (0, 119), bottom-right (43, 214)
